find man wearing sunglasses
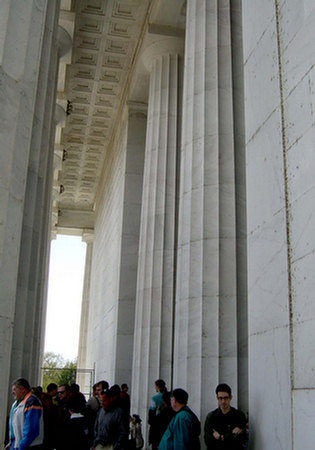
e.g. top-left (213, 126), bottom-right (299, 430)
top-left (55, 384), bottom-right (71, 450)
top-left (204, 384), bottom-right (248, 450)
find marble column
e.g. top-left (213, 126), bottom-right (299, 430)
top-left (0, 1), bottom-right (59, 442)
top-left (131, 36), bottom-right (184, 423)
top-left (77, 231), bottom-right (94, 396)
top-left (0, 1), bottom-right (70, 442)
top-left (114, 101), bottom-right (147, 386)
top-left (9, 17), bottom-right (66, 384)
top-left (174, 0), bottom-right (240, 419)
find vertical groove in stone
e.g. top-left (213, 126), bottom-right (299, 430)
top-left (275, 1), bottom-right (294, 445)
top-left (132, 48), bottom-right (181, 424)
top-left (230, 0), bottom-right (248, 412)
top-left (217, 0), bottom-right (238, 388)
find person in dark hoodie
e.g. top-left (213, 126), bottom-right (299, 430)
top-left (150, 391), bottom-right (175, 449)
top-left (158, 388), bottom-right (200, 450)
top-left (66, 396), bottom-right (89, 450)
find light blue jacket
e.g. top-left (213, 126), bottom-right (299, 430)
top-left (9, 392), bottom-right (43, 450)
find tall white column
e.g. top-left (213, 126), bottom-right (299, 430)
top-left (77, 232), bottom-right (94, 395)
top-left (174, 0), bottom-right (239, 420)
top-left (115, 101), bottom-right (147, 386)
top-left (9, 17), bottom-right (73, 385)
top-left (0, 1), bottom-right (66, 443)
top-left (132, 36), bottom-right (184, 423)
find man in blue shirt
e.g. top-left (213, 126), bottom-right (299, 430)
top-left (159, 388), bottom-right (200, 450)
top-left (7, 378), bottom-right (43, 450)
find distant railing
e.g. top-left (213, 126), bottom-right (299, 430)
top-left (41, 366), bottom-right (95, 398)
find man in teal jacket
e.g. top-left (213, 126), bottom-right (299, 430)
top-left (158, 388), bottom-right (200, 450)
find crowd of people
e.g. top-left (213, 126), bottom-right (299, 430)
top-left (5, 377), bottom-right (248, 450)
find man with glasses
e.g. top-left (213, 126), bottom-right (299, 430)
top-left (204, 384), bottom-right (247, 450)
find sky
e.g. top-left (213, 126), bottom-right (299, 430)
top-left (44, 235), bottom-right (87, 362)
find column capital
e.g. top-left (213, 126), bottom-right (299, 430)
top-left (127, 101), bottom-right (148, 118)
top-left (57, 25), bottom-right (72, 58)
top-left (55, 103), bottom-right (66, 125)
top-left (82, 230), bottom-right (94, 244)
top-left (140, 35), bottom-right (184, 72)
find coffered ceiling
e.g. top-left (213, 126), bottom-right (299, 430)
top-left (53, 0), bottom-right (185, 232)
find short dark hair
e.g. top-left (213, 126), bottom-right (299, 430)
top-left (121, 383), bottom-right (128, 390)
top-left (47, 383), bottom-right (57, 393)
top-left (107, 384), bottom-right (121, 398)
top-left (96, 380), bottom-right (109, 391)
top-left (155, 379), bottom-right (166, 391)
top-left (171, 388), bottom-right (188, 405)
top-left (70, 383), bottom-right (80, 393)
top-left (59, 383), bottom-right (70, 391)
top-left (12, 378), bottom-right (31, 391)
top-left (68, 396), bottom-right (82, 413)
top-left (216, 383), bottom-right (232, 397)
top-left (32, 386), bottom-right (42, 398)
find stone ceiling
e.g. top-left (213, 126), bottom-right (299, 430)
top-left (54, 0), bottom-right (151, 231)
top-left (53, 0), bottom-right (186, 232)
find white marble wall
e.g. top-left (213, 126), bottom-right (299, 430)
top-left (85, 124), bottom-right (127, 384)
top-left (243, 0), bottom-right (315, 448)
top-left (279, 1), bottom-right (315, 448)
top-left (84, 105), bottom-right (146, 386)
top-left (243, 1), bottom-right (292, 447)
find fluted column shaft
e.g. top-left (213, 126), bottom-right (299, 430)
top-left (0, 0), bottom-right (64, 442)
top-left (115, 102), bottom-right (146, 386)
top-left (174, 0), bottom-right (238, 419)
top-left (77, 232), bottom-right (94, 395)
top-left (132, 37), bottom-right (183, 423)
top-left (10, 10), bottom-right (62, 385)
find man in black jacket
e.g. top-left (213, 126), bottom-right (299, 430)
top-left (93, 385), bottom-right (129, 450)
top-left (204, 384), bottom-right (247, 450)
